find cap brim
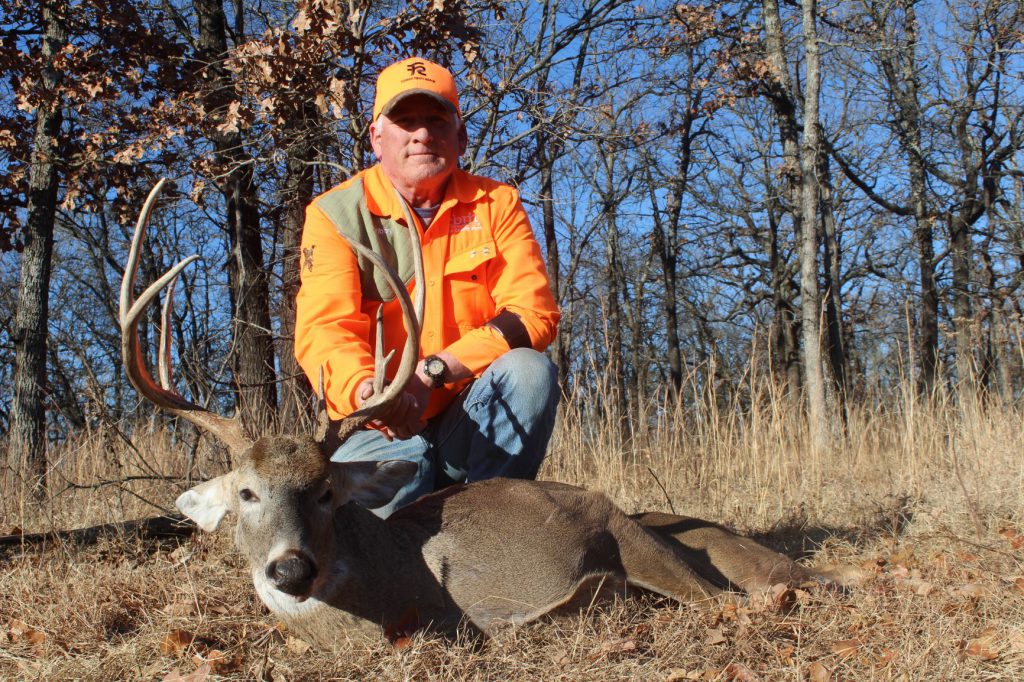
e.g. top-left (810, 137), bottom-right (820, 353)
top-left (379, 89), bottom-right (458, 119)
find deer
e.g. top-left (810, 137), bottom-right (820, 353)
top-left (122, 180), bottom-right (851, 648)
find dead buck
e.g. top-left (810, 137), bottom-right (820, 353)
top-left (122, 180), bottom-right (850, 647)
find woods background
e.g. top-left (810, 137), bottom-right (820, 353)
top-left (2, 0), bottom-right (1023, 486)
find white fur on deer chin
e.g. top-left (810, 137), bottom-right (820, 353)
top-left (251, 559), bottom-right (351, 617)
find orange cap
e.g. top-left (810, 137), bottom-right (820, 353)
top-left (373, 57), bottom-right (461, 121)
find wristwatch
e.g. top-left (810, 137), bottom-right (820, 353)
top-left (422, 355), bottom-right (448, 388)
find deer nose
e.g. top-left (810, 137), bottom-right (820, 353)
top-left (266, 551), bottom-right (318, 596)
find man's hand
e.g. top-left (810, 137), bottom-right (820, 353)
top-left (356, 370), bottom-right (432, 440)
top-left (356, 352), bottom-right (471, 440)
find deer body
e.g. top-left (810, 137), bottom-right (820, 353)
top-left (175, 433), bottom-right (845, 648)
top-left (178, 435), bottom-right (729, 646)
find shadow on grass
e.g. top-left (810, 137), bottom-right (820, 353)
top-left (749, 492), bottom-right (917, 561)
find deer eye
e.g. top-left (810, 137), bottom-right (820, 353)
top-left (318, 488), bottom-right (333, 505)
top-left (239, 488), bottom-right (258, 503)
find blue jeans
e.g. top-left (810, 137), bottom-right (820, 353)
top-left (331, 348), bottom-right (560, 518)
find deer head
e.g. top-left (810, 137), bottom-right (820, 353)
top-left (121, 179), bottom-right (422, 601)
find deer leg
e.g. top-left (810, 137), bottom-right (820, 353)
top-left (633, 511), bottom-right (818, 592)
top-left (603, 511), bottom-right (722, 602)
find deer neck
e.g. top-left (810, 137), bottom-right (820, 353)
top-left (319, 502), bottom-right (449, 625)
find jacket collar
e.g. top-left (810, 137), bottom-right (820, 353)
top-left (363, 164), bottom-right (484, 224)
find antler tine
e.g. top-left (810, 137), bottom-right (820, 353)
top-left (120, 179), bottom-right (253, 460)
top-left (395, 190), bottom-right (426, 328)
top-left (339, 238), bottom-right (421, 416)
top-left (159, 273), bottom-right (177, 389)
top-left (372, 305), bottom-right (393, 395)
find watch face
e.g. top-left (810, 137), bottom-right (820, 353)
top-left (425, 357), bottom-right (445, 380)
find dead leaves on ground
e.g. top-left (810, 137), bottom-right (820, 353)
top-left (3, 618), bottom-right (47, 653)
top-left (158, 627), bottom-right (244, 678)
top-left (959, 626), bottom-right (1024, 662)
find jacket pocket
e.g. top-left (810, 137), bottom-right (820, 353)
top-left (444, 240), bottom-right (496, 329)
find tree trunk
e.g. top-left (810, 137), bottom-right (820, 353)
top-left (949, 208), bottom-right (976, 393)
top-left (604, 205), bottom-right (628, 428)
top-left (799, 0), bottom-right (829, 450)
top-left (276, 114), bottom-right (318, 427)
top-left (194, 0), bottom-right (277, 434)
top-left (768, 211), bottom-right (801, 392)
top-left (880, 0), bottom-right (939, 396)
top-left (648, 125), bottom-right (693, 399)
top-left (538, 129), bottom-right (568, 385)
top-left (817, 143), bottom-right (847, 412)
top-left (653, 184), bottom-right (684, 397)
top-left (762, 0), bottom-right (804, 396)
top-left (8, 0), bottom-right (67, 489)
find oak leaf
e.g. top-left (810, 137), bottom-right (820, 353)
top-left (830, 638), bottom-right (863, 660)
top-left (806, 661), bottom-right (831, 682)
top-left (160, 629), bottom-right (196, 657)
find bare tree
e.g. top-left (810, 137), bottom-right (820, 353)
top-left (8, 0), bottom-right (67, 487)
top-left (192, 0), bottom-right (277, 433)
top-left (797, 0), bottom-right (830, 448)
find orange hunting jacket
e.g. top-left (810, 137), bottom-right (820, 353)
top-left (294, 164), bottom-right (560, 421)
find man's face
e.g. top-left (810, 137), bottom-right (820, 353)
top-left (370, 94), bottom-right (467, 202)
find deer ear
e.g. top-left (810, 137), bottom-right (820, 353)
top-left (176, 472), bottom-right (236, 532)
top-left (330, 460), bottom-right (418, 510)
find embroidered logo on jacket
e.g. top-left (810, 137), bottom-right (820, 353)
top-left (302, 245), bottom-right (315, 272)
top-left (450, 213), bottom-right (482, 234)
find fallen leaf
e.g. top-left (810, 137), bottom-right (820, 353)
top-left (913, 580), bottom-right (935, 596)
top-left (830, 638), bottom-right (863, 660)
top-left (769, 583), bottom-right (798, 612)
top-left (194, 649), bottom-right (243, 674)
top-left (776, 644), bottom-right (796, 666)
top-left (877, 647), bottom-right (899, 666)
top-left (162, 663), bottom-right (210, 682)
top-left (705, 627), bottom-right (728, 645)
top-left (383, 606), bottom-right (419, 649)
top-left (162, 601), bottom-right (197, 616)
top-left (160, 629), bottom-right (196, 657)
top-left (8, 619), bottom-right (46, 646)
top-left (285, 636), bottom-right (311, 655)
top-left (889, 548), bottom-right (917, 568)
top-left (998, 527), bottom-right (1024, 549)
top-left (806, 661), bottom-right (832, 681)
top-left (722, 662), bottom-right (760, 681)
top-left (589, 636), bottom-right (638, 660)
top-left (950, 583), bottom-right (987, 599)
top-left (1013, 577), bottom-right (1024, 595)
top-left (963, 637), bottom-right (999, 661)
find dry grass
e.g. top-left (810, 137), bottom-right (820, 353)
top-left (2, 382), bottom-right (1023, 681)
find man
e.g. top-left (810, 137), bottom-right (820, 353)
top-left (294, 57), bottom-right (561, 517)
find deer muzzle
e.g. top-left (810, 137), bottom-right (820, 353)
top-left (266, 549), bottom-right (318, 597)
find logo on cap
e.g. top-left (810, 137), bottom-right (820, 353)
top-left (406, 61), bottom-right (428, 77)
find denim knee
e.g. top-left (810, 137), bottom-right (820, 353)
top-left (480, 348), bottom-right (560, 418)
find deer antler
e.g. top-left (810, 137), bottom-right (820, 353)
top-left (120, 179), bottom-right (253, 459)
top-left (323, 191), bottom-right (425, 446)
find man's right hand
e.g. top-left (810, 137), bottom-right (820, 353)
top-left (356, 374), bottom-right (431, 440)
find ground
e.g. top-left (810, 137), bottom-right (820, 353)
top-left (1, 399), bottom-right (1022, 680)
